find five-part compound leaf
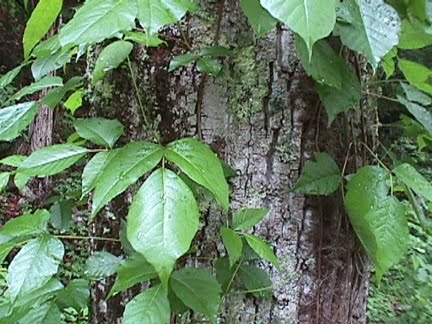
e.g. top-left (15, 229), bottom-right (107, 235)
top-left (123, 285), bottom-right (170, 324)
top-left (393, 163), bottom-right (432, 202)
top-left (170, 268), bottom-right (221, 322)
top-left (220, 227), bottom-right (243, 267)
top-left (335, 0), bottom-right (401, 68)
top-left (127, 168), bottom-right (200, 288)
top-left (92, 40), bottom-right (133, 84)
top-left (74, 118), bottom-right (124, 148)
top-left (232, 208), bottom-right (270, 231)
top-left (19, 144), bottom-right (89, 177)
top-left (292, 153), bottom-right (341, 195)
top-left (165, 138), bottom-right (229, 210)
top-left (244, 234), bottom-right (280, 269)
top-left (261, 0), bottom-right (336, 57)
top-left (0, 102), bottom-right (38, 142)
top-left (241, 0), bottom-right (277, 37)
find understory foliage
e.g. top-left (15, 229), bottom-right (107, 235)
top-left (0, 0), bottom-right (431, 322)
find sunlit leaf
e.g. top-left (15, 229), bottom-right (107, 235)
top-left (220, 227), bottom-right (243, 267)
top-left (74, 118), bottom-right (124, 148)
top-left (0, 102), bottom-right (38, 142)
top-left (244, 234), bottom-right (280, 269)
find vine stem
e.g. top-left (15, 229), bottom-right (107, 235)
top-left (364, 91), bottom-right (400, 103)
top-left (55, 235), bottom-right (120, 242)
top-left (223, 257), bottom-right (243, 297)
top-left (126, 57), bottom-right (161, 143)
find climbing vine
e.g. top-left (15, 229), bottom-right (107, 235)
top-left (0, 0), bottom-right (431, 322)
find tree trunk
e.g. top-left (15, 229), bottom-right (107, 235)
top-left (87, 1), bottom-right (374, 323)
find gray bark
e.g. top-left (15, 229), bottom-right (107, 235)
top-left (88, 1), bottom-right (374, 323)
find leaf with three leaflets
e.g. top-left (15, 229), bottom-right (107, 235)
top-left (292, 153), bottom-right (341, 195)
top-left (244, 234), bottom-right (280, 269)
top-left (84, 251), bottom-right (122, 280)
top-left (59, 0), bottom-right (137, 46)
top-left (232, 208), bottom-right (269, 231)
top-left (13, 76), bottom-right (63, 100)
top-left (261, 0), bottom-right (336, 58)
top-left (0, 102), bottom-right (38, 142)
top-left (127, 168), bottom-right (200, 288)
top-left (123, 285), bottom-right (170, 324)
top-left (23, 0), bottom-right (62, 59)
top-left (56, 279), bottom-right (89, 310)
top-left (393, 163), bottom-right (432, 202)
top-left (92, 41), bottom-right (133, 83)
top-left (239, 264), bottom-right (272, 299)
top-left (165, 138), bottom-right (229, 210)
top-left (7, 236), bottom-right (64, 301)
top-left (109, 253), bottom-right (158, 298)
top-left (19, 144), bottom-right (89, 177)
top-left (74, 118), bottom-right (124, 148)
top-left (399, 59), bottom-right (432, 95)
top-left (170, 268), bottom-right (221, 322)
top-left (241, 0), bottom-right (277, 37)
top-left (220, 227), bottom-right (243, 267)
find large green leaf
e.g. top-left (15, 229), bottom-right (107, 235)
top-left (398, 96), bottom-right (432, 134)
top-left (399, 19), bottom-right (432, 49)
top-left (84, 251), bottom-right (122, 280)
top-left (399, 59), bottom-right (432, 95)
top-left (127, 168), bottom-right (200, 288)
top-left (23, 0), bottom-right (62, 59)
top-left (31, 47), bottom-right (72, 81)
top-left (260, 0), bottom-right (336, 57)
top-left (123, 285), bottom-right (170, 324)
top-left (244, 234), bottom-right (280, 269)
top-left (59, 0), bottom-right (137, 46)
top-left (292, 152), bottom-right (341, 195)
top-left (0, 102), bottom-right (38, 142)
top-left (19, 144), bottom-right (89, 177)
top-left (13, 76), bottom-right (63, 100)
top-left (7, 236), bottom-right (64, 301)
top-left (0, 210), bottom-right (50, 244)
top-left (89, 141), bottom-right (164, 217)
top-left (220, 227), bottom-right (243, 267)
top-left (241, 0), bottom-right (277, 37)
top-left (232, 208), bottom-right (269, 231)
top-left (165, 138), bottom-right (229, 210)
top-left (92, 41), bottom-right (133, 83)
top-left (335, 0), bottom-right (401, 68)
top-left (238, 264), bottom-right (272, 299)
top-left (170, 268), bottom-right (221, 322)
top-left (109, 253), bottom-right (158, 298)
top-left (136, 0), bottom-right (196, 35)
top-left (74, 118), bottom-right (124, 148)
top-left (393, 163), bottom-right (432, 202)
top-left (56, 279), bottom-right (89, 310)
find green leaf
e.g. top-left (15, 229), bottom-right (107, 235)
top-left (56, 279), bottom-right (89, 310)
top-left (295, 37), bottom-right (342, 89)
top-left (125, 31), bottom-right (167, 47)
top-left (214, 258), bottom-right (235, 294)
top-left (50, 200), bottom-right (73, 231)
top-left (244, 234), bottom-right (280, 269)
top-left (13, 278), bottom-right (63, 309)
top-left (398, 96), bottom-right (432, 134)
top-left (123, 285), bottom-right (170, 324)
top-left (240, 0), bottom-right (277, 37)
top-left (261, 0), bottom-right (336, 57)
top-left (165, 138), bottom-right (229, 210)
top-left (0, 210), bottom-right (50, 244)
top-left (23, 0), bottom-right (62, 59)
top-left (13, 76), bottom-right (63, 100)
top-left (8, 301), bottom-right (61, 324)
top-left (0, 155), bottom-right (27, 167)
top-left (220, 227), bottom-right (243, 267)
top-left (335, 0), bottom-right (401, 68)
top-left (393, 163), bottom-right (432, 202)
top-left (232, 208), bottom-right (270, 231)
top-left (31, 47), bottom-right (72, 81)
top-left (399, 59), bottom-right (432, 95)
top-left (316, 63), bottom-right (362, 125)
top-left (64, 90), bottom-right (84, 114)
top-left (381, 47), bottom-right (397, 79)
top-left (127, 168), bottom-right (200, 288)
top-left (199, 46), bottom-right (234, 57)
top-left (0, 172), bottom-right (9, 192)
top-left (14, 172), bottom-right (32, 191)
top-left (0, 64), bottom-right (26, 89)
top-left (196, 58), bottom-right (223, 76)
top-left (74, 118), bottom-right (124, 148)
top-left (108, 253), bottom-right (158, 298)
top-left (92, 41), bottom-right (133, 84)
top-left (170, 268), bottom-right (221, 321)
top-left (292, 152), bottom-right (341, 195)
top-left (81, 151), bottom-right (111, 197)
top-left (19, 144), bottom-right (89, 177)
top-left (0, 102), bottom-right (38, 142)
top-left (59, 0), bottom-right (137, 47)
top-left (41, 76), bottom-right (82, 109)
top-left (400, 83), bottom-right (432, 106)
top-left (84, 251), bottom-right (121, 280)
top-left (136, 0), bottom-right (196, 35)
top-left (32, 35), bottom-right (61, 58)
top-left (0, 243), bottom-right (15, 264)
top-left (89, 141), bottom-right (164, 217)
top-left (239, 264), bottom-right (272, 299)
top-left (7, 236), bottom-right (64, 301)
top-left (399, 19), bottom-right (432, 49)
top-left (168, 53), bottom-right (198, 72)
